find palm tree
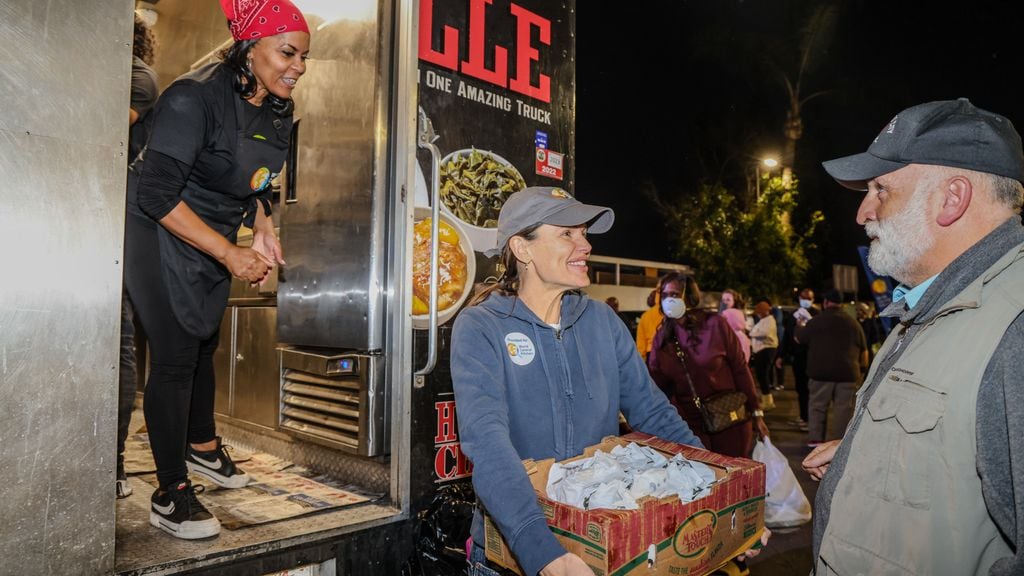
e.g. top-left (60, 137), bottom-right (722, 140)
top-left (779, 3), bottom-right (837, 179)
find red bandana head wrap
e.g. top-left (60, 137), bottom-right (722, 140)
top-left (220, 0), bottom-right (309, 41)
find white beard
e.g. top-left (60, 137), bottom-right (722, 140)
top-left (864, 182), bottom-right (935, 284)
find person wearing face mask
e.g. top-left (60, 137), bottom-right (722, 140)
top-left (794, 290), bottom-right (868, 448)
top-left (123, 0), bottom-right (309, 540)
top-left (721, 307), bottom-right (751, 363)
top-left (451, 188), bottom-right (771, 576)
top-left (778, 288), bottom-right (819, 430)
top-left (718, 288), bottom-right (743, 313)
top-left (647, 273), bottom-right (770, 458)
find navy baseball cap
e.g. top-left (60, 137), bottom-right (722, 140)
top-left (484, 187), bottom-right (614, 258)
top-left (822, 98), bottom-right (1024, 191)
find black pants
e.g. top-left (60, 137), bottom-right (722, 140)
top-left (117, 289), bottom-right (138, 476)
top-left (773, 348), bottom-right (785, 390)
top-left (752, 348), bottom-right (777, 395)
top-left (124, 212), bottom-right (219, 490)
top-left (792, 351), bottom-right (810, 422)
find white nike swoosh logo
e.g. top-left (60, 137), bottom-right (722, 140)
top-left (191, 454), bottom-right (223, 470)
top-left (153, 501), bottom-right (175, 515)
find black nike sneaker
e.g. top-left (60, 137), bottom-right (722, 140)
top-left (149, 480), bottom-right (220, 539)
top-left (185, 437), bottom-right (250, 488)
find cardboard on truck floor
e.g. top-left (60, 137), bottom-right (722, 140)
top-left (484, 432), bottom-right (766, 576)
top-left (124, 432), bottom-right (252, 474)
top-left (136, 449), bottom-right (370, 529)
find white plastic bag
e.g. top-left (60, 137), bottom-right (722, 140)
top-left (752, 437), bottom-right (812, 527)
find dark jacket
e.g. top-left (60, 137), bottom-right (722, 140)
top-left (780, 305), bottom-right (819, 362)
top-left (796, 307), bottom-right (868, 382)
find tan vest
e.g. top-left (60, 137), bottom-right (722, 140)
top-left (818, 243), bottom-right (1024, 576)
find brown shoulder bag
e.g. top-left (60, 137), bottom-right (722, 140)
top-left (672, 336), bottom-right (750, 434)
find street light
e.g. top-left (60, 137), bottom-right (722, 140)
top-left (756, 157), bottom-right (779, 201)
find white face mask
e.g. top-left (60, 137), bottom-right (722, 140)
top-left (799, 298), bottom-right (812, 309)
top-left (661, 297), bottom-right (686, 319)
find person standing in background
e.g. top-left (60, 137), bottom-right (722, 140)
top-left (605, 296), bottom-right (636, 338)
top-left (749, 299), bottom-right (779, 409)
top-left (856, 301), bottom-right (884, 364)
top-left (778, 288), bottom-right (818, 430)
top-left (647, 272), bottom-right (769, 457)
top-left (605, 296), bottom-right (620, 313)
top-left (770, 302), bottom-right (786, 391)
top-left (635, 287), bottom-right (662, 361)
top-left (795, 289), bottom-right (867, 447)
top-left (721, 307), bottom-right (751, 363)
top-left (719, 288), bottom-right (743, 313)
top-left (128, 15), bottom-right (160, 160)
top-left (719, 288), bottom-right (752, 332)
top-left (116, 14), bottom-right (160, 500)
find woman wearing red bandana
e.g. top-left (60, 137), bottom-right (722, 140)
top-left (123, 0), bottom-right (309, 540)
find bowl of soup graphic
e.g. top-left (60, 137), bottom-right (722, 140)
top-left (411, 208), bottom-right (476, 329)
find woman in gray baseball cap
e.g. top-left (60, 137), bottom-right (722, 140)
top-left (450, 187), bottom-right (766, 575)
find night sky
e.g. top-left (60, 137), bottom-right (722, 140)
top-left (575, 0), bottom-right (1024, 294)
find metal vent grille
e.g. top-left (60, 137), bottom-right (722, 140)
top-left (279, 349), bottom-right (388, 456)
top-left (281, 369), bottom-right (362, 451)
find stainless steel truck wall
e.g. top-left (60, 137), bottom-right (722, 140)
top-left (0, 0), bottom-right (133, 574)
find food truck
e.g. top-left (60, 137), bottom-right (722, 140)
top-left (1, 0), bottom-right (578, 574)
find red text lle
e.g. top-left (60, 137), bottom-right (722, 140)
top-left (419, 0), bottom-right (552, 103)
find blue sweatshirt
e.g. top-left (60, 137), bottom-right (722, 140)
top-left (451, 291), bottom-right (702, 575)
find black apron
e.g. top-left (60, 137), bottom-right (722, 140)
top-left (157, 88), bottom-right (290, 339)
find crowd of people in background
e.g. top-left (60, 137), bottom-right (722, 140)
top-left (621, 279), bottom-right (878, 450)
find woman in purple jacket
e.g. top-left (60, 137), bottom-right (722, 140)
top-left (648, 272), bottom-right (770, 458)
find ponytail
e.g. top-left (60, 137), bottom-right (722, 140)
top-left (467, 224), bottom-right (541, 307)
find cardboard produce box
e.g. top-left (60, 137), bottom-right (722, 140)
top-left (484, 432), bottom-right (766, 576)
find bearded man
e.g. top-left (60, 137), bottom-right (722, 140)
top-left (803, 98), bottom-right (1024, 576)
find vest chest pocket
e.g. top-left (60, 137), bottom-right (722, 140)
top-left (861, 377), bottom-right (946, 509)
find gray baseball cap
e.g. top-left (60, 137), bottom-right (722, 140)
top-left (484, 186), bottom-right (615, 258)
top-left (822, 98), bottom-right (1024, 190)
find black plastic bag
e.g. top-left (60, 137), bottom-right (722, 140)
top-left (403, 482), bottom-right (475, 576)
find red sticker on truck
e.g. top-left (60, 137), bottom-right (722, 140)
top-left (536, 147), bottom-right (563, 180)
